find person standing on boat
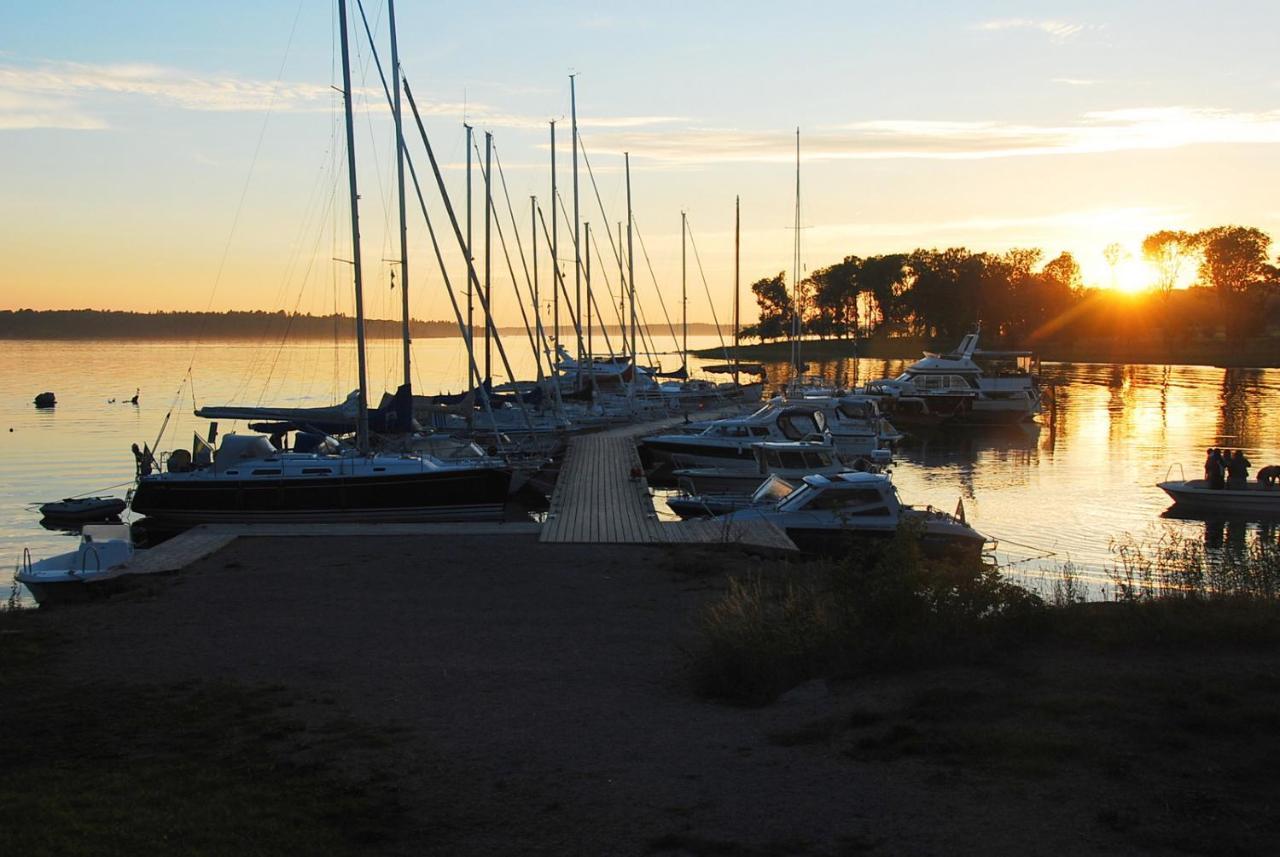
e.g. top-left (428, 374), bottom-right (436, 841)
top-left (1227, 450), bottom-right (1251, 488)
top-left (1207, 448), bottom-right (1226, 489)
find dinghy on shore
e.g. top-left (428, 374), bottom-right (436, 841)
top-left (15, 523), bottom-right (140, 604)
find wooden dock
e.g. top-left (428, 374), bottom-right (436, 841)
top-left (540, 409), bottom-right (797, 552)
top-left (119, 526), bottom-right (239, 576)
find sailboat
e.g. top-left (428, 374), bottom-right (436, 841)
top-left (129, 0), bottom-right (512, 524)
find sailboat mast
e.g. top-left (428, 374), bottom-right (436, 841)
top-left (531, 195), bottom-right (539, 365)
top-left (734, 194), bottom-right (740, 386)
top-left (626, 152), bottom-right (635, 394)
top-left (681, 210), bottom-right (687, 368)
top-left (464, 122), bottom-right (474, 389)
top-left (571, 76), bottom-right (583, 384)
top-left (484, 130), bottom-right (493, 382)
top-left (336, 0), bottom-right (370, 453)
top-left (550, 121), bottom-right (558, 365)
top-left (585, 221), bottom-right (592, 371)
top-left (791, 127), bottom-right (801, 375)
top-left (388, 0), bottom-right (410, 388)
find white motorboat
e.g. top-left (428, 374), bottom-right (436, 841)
top-left (672, 439), bottom-right (886, 497)
top-left (715, 472), bottom-right (988, 558)
top-left (16, 524), bottom-right (140, 604)
top-left (861, 329), bottom-right (1041, 426)
top-left (667, 474), bottom-right (799, 519)
top-left (1157, 479), bottom-right (1280, 515)
top-left (779, 394), bottom-right (901, 455)
top-left (640, 404), bottom-right (830, 470)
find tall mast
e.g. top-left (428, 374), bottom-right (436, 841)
top-left (791, 127), bottom-right (801, 375)
top-left (571, 74), bottom-right (583, 387)
top-left (388, 0), bottom-right (410, 387)
top-left (550, 121), bottom-right (558, 364)
top-left (734, 194), bottom-right (740, 386)
top-left (336, 0), bottom-right (370, 453)
top-left (483, 131), bottom-right (493, 382)
top-left (617, 221), bottom-right (624, 350)
top-left (464, 122), bottom-right (474, 389)
top-left (585, 221), bottom-right (592, 367)
top-left (531, 195), bottom-right (540, 368)
top-left (626, 152), bottom-right (635, 395)
top-left (681, 210), bottom-right (687, 369)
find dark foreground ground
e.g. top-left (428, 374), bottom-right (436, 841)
top-left (4, 534), bottom-right (1279, 856)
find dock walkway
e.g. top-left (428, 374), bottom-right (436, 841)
top-left (540, 407), bottom-right (796, 552)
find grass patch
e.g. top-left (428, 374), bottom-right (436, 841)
top-left (1, 679), bottom-right (411, 856)
top-left (690, 525), bottom-right (1042, 704)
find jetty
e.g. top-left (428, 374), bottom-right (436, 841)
top-left (541, 411), bottom-right (797, 552)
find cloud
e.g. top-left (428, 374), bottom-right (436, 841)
top-left (975, 18), bottom-right (1090, 40)
top-left (1052, 78), bottom-right (1099, 86)
top-left (0, 59), bottom-right (685, 133)
top-left (585, 107), bottom-right (1280, 164)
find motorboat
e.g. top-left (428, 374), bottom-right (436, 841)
top-left (860, 329), bottom-right (1041, 426)
top-left (672, 439), bottom-right (886, 497)
top-left (667, 474), bottom-right (798, 520)
top-left (714, 472), bottom-right (988, 558)
top-left (38, 496), bottom-right (127, 524)
top-left (639, 404), bottom-right (830, 470)
top-left (1157, 479), bottom-right (1280, 515)
top-left (778, 394), bottom-right (901, 456)
top-left (130, 432), bottom-right (512, 524)
top-left (16, 523), bottom-right (139, 604)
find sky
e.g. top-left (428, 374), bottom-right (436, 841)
top-left (4, 0), bottom-right (1280, 326)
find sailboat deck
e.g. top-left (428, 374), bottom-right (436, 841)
top-left (540, 409), bottom-right (796, 551)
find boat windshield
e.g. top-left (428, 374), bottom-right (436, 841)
top-left (753, 476), bottom-right (796, 504)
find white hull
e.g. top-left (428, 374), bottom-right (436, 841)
top-left (1158, 480), bottom-right (1280, 514)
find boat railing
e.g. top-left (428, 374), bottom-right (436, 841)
top-left (21, 548), bottom-right (32, 578)
top-left (73, 545), bottom-right (101, 577)
top-left (1164, 462), bottom-right (1186, 483)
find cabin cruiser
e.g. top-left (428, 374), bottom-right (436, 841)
top-left (779, 394), bottom-right (901, 455)
top-left (667, 474), bottom-right (799, 519)
top-left (1157, 478), bottom-right (1280, 515)
top-left (715, 472), bottom-right (988, 558)
top-left (16, 523), bottom-right (139, 604)
top-left (639, 404), bottom-right (829, 470)
top-left (672, 439), bottom-right (888, 497)
top-left (861, 330), bottom-right (1041, 426)
top-left (130, 431), bottom-right (512, 524)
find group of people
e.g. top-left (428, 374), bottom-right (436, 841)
top-left (1204, 447), bottom-right (1252, 489)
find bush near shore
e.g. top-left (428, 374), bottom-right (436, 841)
top-left (691, 526), bottom-right (1280, 705)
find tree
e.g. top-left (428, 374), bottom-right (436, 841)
top-left (1102, 242), bottom-right (1127, 289)
top-left (1196, 226), bottom-right (1273, 337)
top-left (746, 272), bottom-right (791, 341)
top-left (1141, 230), bottom-right (1197, 302)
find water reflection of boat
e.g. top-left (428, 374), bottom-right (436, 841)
top-left (1157, 479), bottom-right (1280, 516)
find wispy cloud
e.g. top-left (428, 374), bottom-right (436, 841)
top-left (588, 107), bottom-right (1280, 164)
top-left (1052, 77), bottom-right (1099, 86)
top-left (0, 59), bottom-right (683, 132)
top-left (975, 18), bottom-right (1091, 41)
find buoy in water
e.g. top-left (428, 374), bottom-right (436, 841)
top-left (34, 392), bottom-right (56, 408)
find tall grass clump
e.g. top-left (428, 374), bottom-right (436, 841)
top-left (1109, 526), bottom-right (1280, 602)
top-left (691, 525), bottom-right (1043, 704)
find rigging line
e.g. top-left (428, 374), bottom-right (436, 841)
top-left (535, 205), bottom-right (585, 348)
top-left (683, 216), bottom-right (732, 361)
top-left (470, 135), bottom-right (543, 377)
top-left (492, 144), bottom-right (556, 372)
top-left (548, 191), bottom-right (616, 358)
top-left (630, 216), bottom-right (682, 355)
top-left (183, 0), bottom-right (307, 384)
top-left (402, 75), bottom-right (536, 435)
top-left (256, 182), bottom-right (342, 406)
top-left (585, 226), bottom-right (624, 351)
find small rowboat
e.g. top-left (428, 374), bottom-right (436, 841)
top-left (38, 496), bottom-right (128, 523)
top-left (1157, 479), bottom-right (1280, 515)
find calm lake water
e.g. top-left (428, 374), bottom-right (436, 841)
top-left (3, 335), bottom-right (1278, 604)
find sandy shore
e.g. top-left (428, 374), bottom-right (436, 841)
top-left (19, 533), bottom-right (1280, 855)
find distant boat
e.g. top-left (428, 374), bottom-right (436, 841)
top-left (34, 392), bottom-right (55, 408)
top-left (1157, 479), bottom-right (1280, 515)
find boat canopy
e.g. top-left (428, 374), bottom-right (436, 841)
top-left (213, 434), bottom-right (278, 472)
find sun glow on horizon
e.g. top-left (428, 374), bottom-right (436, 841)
top-left (1109, 257), bottom-right (1157, 294)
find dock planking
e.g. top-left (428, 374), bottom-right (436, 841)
top-left (540, 409), bottom-right (797, 552)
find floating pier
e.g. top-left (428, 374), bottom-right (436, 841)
top-left (540, 410), bottom-right (797, 552)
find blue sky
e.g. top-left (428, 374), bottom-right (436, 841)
top-left (4, 1), bottom-right (1280, 321)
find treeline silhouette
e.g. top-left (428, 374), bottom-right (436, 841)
top-left (0, 310), bottom-right (465, 341)
top-left (0, 309), bottom-right (732, 341)
top-left (743, 225), bottom-right (1280, 346)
